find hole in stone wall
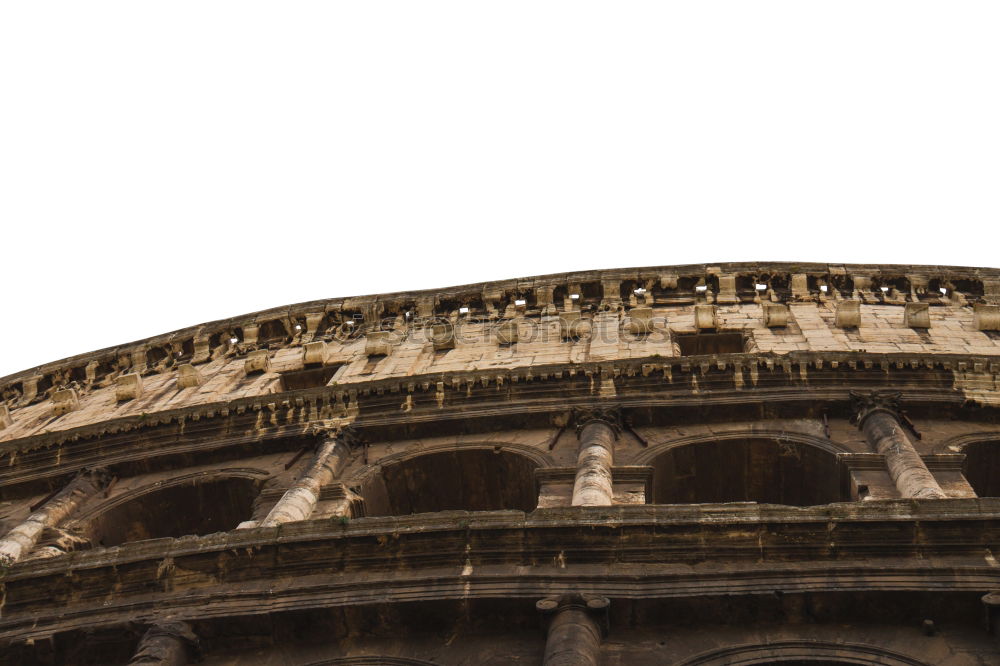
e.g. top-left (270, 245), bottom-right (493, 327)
top-left (676, 332), bottom-right (747, 356)
top-left (86, 477), bottom-right (261, 548)
top-left (362, 450), bottom-right (539, 517)
top-left (258, 320), bottom-right (289, 344)
top-left (279, 364), bottom-right (344, 391)
top-left (650, 439), bottom-right (845, 506)
top-left (962, 441), bottom-right (1000, 497)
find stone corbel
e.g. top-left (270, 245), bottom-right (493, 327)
top-left (51, 388), bottom-right (79, 416)
top-left (983, 279), bottom-right (1000, 305)
top-left (974, 304), bottom-right (1000, 331)
top-left (496, 319), bottom-right (519, 345)
top-left (626, 307), bottom-right (654, 335)
top-left (241, 322), bottom-right (261, 348)
top-left (302, 341), bottom-right (330, 365)
top-left (762, 303), bottom-right (789, 328)
top-left (429, 321), bottom-right (456, 351)
top-left (904, 302), bottom-right (931, 328)
top-left (560, 311), bottom-right (589, 340)
top-left (694, 304), bottom-right (717, 330)
top-left (482, 288), bottom-right (504, 317)
top-left (19, 374), bottom-right (43, 406)
top-left (300, 312), bottom-right (327, 344)
top-left (115, 373), bottom-right (143, 402)
top-left (835, 300), bottom-right (861, 328)
top-left (244, 349), bottom-right (271, 375)
top-left (191, 330), bottom-right (212, 365)
top-left (176, 364), bottom-right (204, 388)
top-left (365, 331), bottom-right (393, 357)
top-left (791, 273), bottom-right (810, 301)
top-left (716, 274), bottom-right (739, 304)
top-left (600, 278), bottom-right (622, 311)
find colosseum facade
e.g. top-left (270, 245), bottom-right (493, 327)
top-left (2, 262), bottom-right (1000, 664)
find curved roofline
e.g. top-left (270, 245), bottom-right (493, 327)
top-left (3, 260), bottom-right (999, 384)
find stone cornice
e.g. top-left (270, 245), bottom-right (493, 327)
top-left (4, 261), bottom-right (1000, 390)
top-left (1, 349), bottom-right (999, 491)
top-left (1, 500), bottom-right (1000, 643)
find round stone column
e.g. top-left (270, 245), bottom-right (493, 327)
top-left (851, 391), bottom-right (947, 499)
top-left (571, 411), bottom-right (620, 507)
top-left (536, 594), bottom-right (609, 666)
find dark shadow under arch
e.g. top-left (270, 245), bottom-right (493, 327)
top-left (86, 476), bottom-right (261, 547)
top-left (682, 639), bottom-right (929, 665)
top-left (651, 438), bottom-right (847, 506)
top-left (362, 449), bottom-right (538, 517)
top-left (961, 439), bottom-right (1000, 497)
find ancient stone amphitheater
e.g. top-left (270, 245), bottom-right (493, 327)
top-left (3, 263), bottom-right (1000, 665)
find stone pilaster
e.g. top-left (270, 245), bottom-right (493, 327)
top-left (0, 468), bottom-right (110, 568)
top-left (850, 391), bottom-right (947, 499)
top-left (256, 427), bottom-right (355, 527)
top-left (571, 408), bottom-right (621, 507)
top-left (129, 621), bottom-right (199, 665)
top-left (536, 593), bottom-right (609, 666)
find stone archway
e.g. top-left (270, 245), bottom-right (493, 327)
top-left (648, 437), bottom-right (846, 506)
top-left (361, 448), bottom-right (539, 517)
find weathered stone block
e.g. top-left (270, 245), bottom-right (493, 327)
top-left (627, 307), bottom-right (654, 334)
top-left (301, 312), bottom-right (326, 344)
top-left (716, 274), bottom-right (738, 304)
top-left (559, 311), bottom-right (586, 340)
top-left (835, 300), bottom-right (861, 328)
top-left (694, 305), bottom-right (717, 330)
top-left (51, 388), bottom-right (79, 416)
top-left (191, 335), bottom-right (211, 364)
top-left (244, 350), bottom-right (271, 375)
top-left (242, 324), bottom-right (260, 346)
top-left (762, 303), bottom-right (789, 328)
top-left (0, 404), bottom-right (11, 430)
top-left (365, 331), bottom-right (393, 356)
top-left (303, 341), bottom-right (329, 365)
top-left (176, 364), bottom-right (204, 388)
top-left (496, 320), bottom-right (519, 345)
top-left (904, 302), bottom-right (931, 328)
top-left (114, 373), bottom-right (143, 402)
top-left (974, 304), bottom-right (1000, 331)
top-left (791, 273), bottom-right (810, 300)
top-left (429, 322), bottom-right (455, 351)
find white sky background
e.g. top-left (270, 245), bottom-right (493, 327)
top-left (1, 2), bottom-right (998, 378)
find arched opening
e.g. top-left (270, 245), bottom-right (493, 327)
top-left (962, 439), bottom-right (1000, 497)
top-left (87, 477), bottom-right (261, 548)
top-left (683, 639), bottom-right (928, 665)
top-left (362, 450), bottom-right (538, 517)
top-left (651, 438), bottom-right (845, 506)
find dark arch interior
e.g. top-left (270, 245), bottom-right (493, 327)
top-left (362, 450), bottom-right (538, 517)
top-left (962, 440), bottom-right (1000, 497)
top-left (87, 477), bottom-right (260, 548)
top-left (651, 438), bottom-right (845, 506)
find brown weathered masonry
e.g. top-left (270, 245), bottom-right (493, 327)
top-left (2, 262), bottom-right (1000, 664)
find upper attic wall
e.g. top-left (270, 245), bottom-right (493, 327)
top-left (3, 262), bottom-right (1000, 385)
top-left (3, 262), bottom-right (1000, 445)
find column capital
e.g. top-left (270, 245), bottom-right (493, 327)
top-left (536, 593), bottom-right (610, 635)
top-left (129, 620), bottom-right (201, 664)
top-left (79, 466), bottom-right (113, 490)
top-left (307, 422), bottom-right (361, 448)
top-left (571, 407), bottom-right (622, 438)
top-left (983, 591), bottom-right (1000, 634)
top-left (849, 390), bottom-right (903, 428)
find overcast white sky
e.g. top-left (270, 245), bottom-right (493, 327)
top-left (1, 2), bottom-right (998, 378)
